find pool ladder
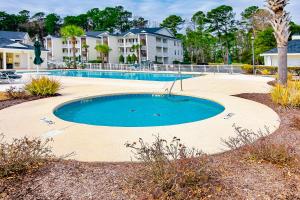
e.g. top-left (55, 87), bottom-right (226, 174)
top-left (165, 71), bottom-right (183, 96)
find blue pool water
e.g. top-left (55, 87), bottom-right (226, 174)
top-left (42, 70), bottom-right (193, 81)
top-left (54, 94), bottom-right (225, 127)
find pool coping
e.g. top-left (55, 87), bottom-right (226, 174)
top-left (52, 92), bottom-right (226, 128)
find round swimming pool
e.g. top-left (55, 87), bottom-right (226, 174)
top-left (53, 94), bottom-right (225, 127)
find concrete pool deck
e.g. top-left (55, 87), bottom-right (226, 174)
top-left (0, 73), bottom-right (280, 162)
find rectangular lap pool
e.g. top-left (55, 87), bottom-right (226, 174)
top-left (23, 70), bottom-right (195, 82)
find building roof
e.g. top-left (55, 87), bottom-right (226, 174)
top-left (45, 35), bottom-right (60, 38)
top-left (0, 31), bottom-right (27, 40)
top-left (0, 37), bottom-right (46, 51)
top-left (85, 31), bottom-right (105, 38)
top-left (118, 27), bottom-right (177, 39)
top-left (45, 27), bottom-right (179, 40)
top-left (263, 39), bottom-right (300, 54)
top-left (121, 27), bottom-right (162, 35)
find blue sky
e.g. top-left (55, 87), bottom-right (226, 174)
top-left (1, 0), bottom-right (299, 24)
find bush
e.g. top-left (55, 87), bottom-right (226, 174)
top-left (241, 65), bottom-right (300, 75)
top-left (0, 92), bottom-right (8, 101)
top-left (222, 125), bottom-right (298, 167)
top-left (125, 136), bottom-right (221, 199)
top-left (119, 55), bottom-right (124, 64)
top-left (88, 60), bottom-right (101, 63)
top-left (25, 77), bottom-right (61, 96)
top-left (241, 64), bottom-right (253, 74)
top-left (271, 84), bottom-right (290, 107)
top-left (295, 68), bottom-right (300, 76)
top-left (221, 125), bottom-right (268, 150)
top-left (275, 73), bottom-right (293, 81)
top-left (288, 67), bottom-right (300, 76)
top-left (261, 69), bottom-right (271, 75)
top-left (271, 81), bottom-right (300, 107)
top-left (247, 141), bottom-right (297, 166)
top-left (5, 86), bottom-right (28, 99)
top-left (257, 66), bottom-right (278, 74)
top-left (0, 134), bottom-right (53, 178)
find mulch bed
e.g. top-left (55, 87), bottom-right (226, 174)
top-left (0, 97), bottom-right (45, 110)
top-left (0, 93), bottom-right (300, 199)
top-left (0, 94), bottom-right (61, 110)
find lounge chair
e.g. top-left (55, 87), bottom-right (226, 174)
top-left (131, 64), bottom-right (141, 71)
top-left (0, 70), bottom-right (22, 83)
top-left (0, 73), bottom-right (8, 83)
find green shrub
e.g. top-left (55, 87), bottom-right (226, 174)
top-left (0, 134), bottom-right (53, 178)
top-left (125, 136), bottom-right (221, 199)
top-left (25, 77), bottom-right (61, 96)
top-left (119, 55), bottom-right (125, 64)
top-left (126, 55), bottom-right (132, 64)
top-left (88, 59), bottom-right (101, 63)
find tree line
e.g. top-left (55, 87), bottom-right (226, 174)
top-left (0, 6), bottom-right (148, 41)
top-left (1, 5), bottom-right (299, 65)
top-left (160, 6), bottom-right (300, 65)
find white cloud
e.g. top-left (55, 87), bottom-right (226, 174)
top-left (1, 0), bottom-right (299, 23)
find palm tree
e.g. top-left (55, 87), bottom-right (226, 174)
top-left (60, 25), bottom-right (85, 68)
top-left (266, 0), bottom-right (291, 85)
top-left (82, 43), bottom-right (89, 62)
top-left (95, 44), bottom-right (111, 67)
top-left (131, 44), bottom-right (141, 64)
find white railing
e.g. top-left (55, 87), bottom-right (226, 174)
top-left (83, 63), bottom-right (243, 74)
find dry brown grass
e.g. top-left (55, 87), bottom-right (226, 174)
top-left (245, 140), bottom-right (298, 167)
top-left (223, 125), bottom-right (299, 168)
top-left (125, 136), bottom-right (223, 199)
top-left (0, 92), bottom-right (9, 101)
top-left (0, 134), bottom-right (54, 178)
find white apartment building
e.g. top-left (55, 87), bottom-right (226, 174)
top-left (0, 31), bottom-right (48, 70)
top-left (44, 27), bottom-right (183, 64)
